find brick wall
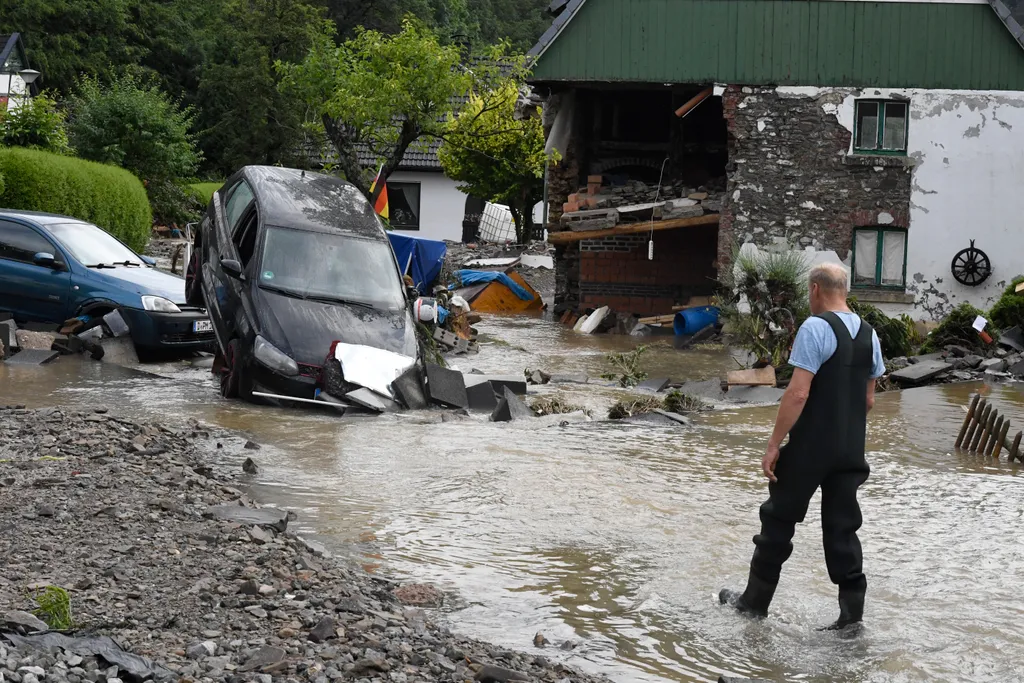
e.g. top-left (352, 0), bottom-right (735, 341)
top-left (718, 85), bottom-right (913, 270)
top-left (576, 225), bottom-right (719, 316)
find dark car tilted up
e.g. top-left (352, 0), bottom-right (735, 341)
top-left (186, 166), bottom-right (418, 400)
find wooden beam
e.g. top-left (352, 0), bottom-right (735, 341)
top-left (547, 213), bottom-right (719, 245)
top-left (675, 87), bottom-right (713, 118)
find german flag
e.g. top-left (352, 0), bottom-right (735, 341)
top-left (369, 164), bottom-right (389, 220)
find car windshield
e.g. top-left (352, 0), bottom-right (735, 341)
top-left (258, 226), bottom-right (405, 310)
top-left (48, 222), bottom-right (142, 266)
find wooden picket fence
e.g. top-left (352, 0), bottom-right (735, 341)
top-left (955, 394), bottom-right (1023, 461)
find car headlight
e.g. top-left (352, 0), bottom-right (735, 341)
top-left (253, 335), bottom-right (299, 376)
top-left (141, 296), bottom-right (182, 313)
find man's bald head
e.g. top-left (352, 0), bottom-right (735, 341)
top-left (809, 263), bottom-right (848, 295)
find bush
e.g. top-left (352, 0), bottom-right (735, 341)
top-left (148, 179), bottom-right (205, 227)
top-left (608, 396), bottom-right (662, 419)
top-left (663, 391), bottom-right (712, 414)
top-left (68, 74), bottom-right (201, 182)
top-left (988, 276), bottom-right (1024, 331)
top-left (848, 297), bottom-right (918, 358)
top-left (921, 302), bottom-right (990, 353)
top-left (0, 147), bottom-right (152, 252)
top-left (0, 94), bottom-right (72, 154)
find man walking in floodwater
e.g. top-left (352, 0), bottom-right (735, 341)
top-left (720, 262), bottom-right (885, 630)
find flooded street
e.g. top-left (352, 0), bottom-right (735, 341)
top-left (3, 316), bottom-right (1024, 682)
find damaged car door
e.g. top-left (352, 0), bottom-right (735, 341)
top-left (204, 178), bottom-right (257, 347)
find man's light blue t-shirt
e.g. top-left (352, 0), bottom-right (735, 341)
top-left (789, 312), bottom-right (886, 379)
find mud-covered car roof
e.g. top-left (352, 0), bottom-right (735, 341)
top-left (242, 166), bottom-right (388, 240)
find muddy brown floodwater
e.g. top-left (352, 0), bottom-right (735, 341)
top-left (3, 315), bottom-right (1024, 683)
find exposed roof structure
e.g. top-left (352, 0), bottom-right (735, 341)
top-left (991, 0), bottom-right (1024, 51)
top-left (0, 33), bottom-right (39, 96)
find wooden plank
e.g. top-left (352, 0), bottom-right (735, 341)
top-left (638, 314), bottom-right (675, 325)
top-left (546, 213), bottom-right (719, 245)
top-left (1017, 282), bottom-right (1024, 294)
top-left (993, 418), bottom-right (1011, 460)
top-left (1011, 431), bottom-right (1022, 462)
top-left (963, 398), bottom-right (986, 449)
top-left (726, 366), bottom-right (777, 387)
top-left (955, 393), bottom-right (980, 449)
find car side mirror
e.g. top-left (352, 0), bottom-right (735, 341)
top-left (140, 255), bottom-right (156, 266)
top-left (220, 257), bottom-right (245, 280)
top-left (33, 252), bottom-right (59, 270)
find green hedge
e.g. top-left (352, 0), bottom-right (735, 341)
top-left (0, 147), bottom-right (151, 252)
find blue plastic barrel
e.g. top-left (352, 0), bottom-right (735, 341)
top-left (674, 306), bottom-right (720, 336)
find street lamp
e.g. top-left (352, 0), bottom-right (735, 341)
top-left (1, 67), bottom-right (40, 111)
top-left (18, 68), bottom-right (40, 86)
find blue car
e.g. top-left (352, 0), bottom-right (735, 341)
top-left (0, 209), bottom-right (213, 354)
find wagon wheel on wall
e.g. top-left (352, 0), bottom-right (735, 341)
top-left (951, 240), bottom-right (992, 286)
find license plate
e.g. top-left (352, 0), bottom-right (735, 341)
top-left (193, 319), bottom-right (213, 333)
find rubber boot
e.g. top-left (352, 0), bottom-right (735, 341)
top-left (822, 587), bottom-right (864, 630)
top-left (718, 571), bottom-right (778, 618)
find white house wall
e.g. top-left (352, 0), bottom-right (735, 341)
top-left (3, 74), bottom-right (28, 111)
top-left (387, 171), bottom-right (467, 242)
top-left (777, 86), bottom-right (1024, 320)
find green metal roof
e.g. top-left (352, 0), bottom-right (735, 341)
top-left (529, 0), bottom-right (1024, 91)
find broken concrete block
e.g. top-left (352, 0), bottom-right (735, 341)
top-left (999, 326), bottom-right (1024, 352)
top-left (344, 388), bottom-right (400, 413)
top-left (652, 409), bottom-right (691, 426)
top-left (889, 360), bottom-right (952, 385)
top-left (1008, 359), bottom-right (1024, 376)
top-left (677, 378), bottom-right (727, 402)
top-left (726, 367), bottom-right (776, 387)
top-left (663, 198), bottom-right (706, 220)
top-left (14, 329), bottom-right (57, 350)
top-left (630, 323), bottom-right (652, 337)
top-left (979, 358), bottom-right (1007, 372)
top-left (908, 352), bottom-right (945, 365)
top-left (638, 377), bottom-right (670, 392)
top-left (452, 337), bottom-right (470, 354)
top-left (466, 381), bottom-right (499, 412)
top-left (688, 191), bottom-right (709, 200)
top-left (701, 200), bottom-right (723, 212)
top-left (490, 386), bottom-right (535, 422)
top-left (3, 349), bottom-right (60, 365)
top-left (480, 375), bottom-right (527, 396)
top-left (560, 208), bottom-right (619, 224)
top-left (204, 505), bottom-right (288, 532)
top-left (425, 363), bottom-right (468, 409)
top-left (432, 328), bottom-right (458, 349)
top-left (392, 366), bottom-right (428, 410)
top-left (102, 310), bottom-right (131, 337)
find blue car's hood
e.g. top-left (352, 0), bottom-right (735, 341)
top-left (90, 266), bottom-right (187, 304)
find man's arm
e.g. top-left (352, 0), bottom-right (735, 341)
top-left (762, 368), bottom-right (814, 481)
top-left (866, 378), bottom-right (876, 413)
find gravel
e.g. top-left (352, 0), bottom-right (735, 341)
top-left (0, 406), bottom-right (608, 683)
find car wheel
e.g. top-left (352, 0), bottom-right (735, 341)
top-left (220, 338), bottom-right (250, 400)
top-left (185, 242), bottom-right (204, 307)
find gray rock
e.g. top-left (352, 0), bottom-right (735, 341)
top-left (248, 525), bottom-right (272, 544)
top-left (22, 674), bottom-right (38, 683)
top-left (637, 377), bottom-right (670, 392)
top-left (465, 381), bottom-right (498, 413)
top-left (242, 457), bottom-right (259, 475)
top-left (474, 664), bottom-right (529, 682)
top-left (980, 358), bottom-right (1007, 372)
top-left (186, 641), bottom-right (217, 659)
top-left (203, 504), bottom-right (288, 532)
top-left (909, 352), bottom-right (945, 364)
top-left (308, 617), bottom-right (335, 643)
top-left (239, 646), bottom-right (286, 673)
top-left (204, 656), bottom-right (231, 672)
top-left (17, 669), bottom-right (44, 677)
top-left (548, 374), bottom-right (589, 385)
top-left (962, 354), bottom-right (984, 369)
top-left (3, 611), bottom-right (48, 633)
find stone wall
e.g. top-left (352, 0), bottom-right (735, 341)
top-left (718, 85), bottom-right (912, 270)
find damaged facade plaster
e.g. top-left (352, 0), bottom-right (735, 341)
top-left (723, 85), bottom-right (1024, 320)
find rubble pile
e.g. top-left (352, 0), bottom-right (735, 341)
top-left (559, 175), bottom-right (726, 233)
top-left (0, 406), bottom-right (610, 683)
top-left (0, 312), bottom-right (149, 366)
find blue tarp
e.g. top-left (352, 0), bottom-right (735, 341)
top-left (388, 233), bottom-right (447, 292)
top-left (455, 269), bottom-right (534, 301)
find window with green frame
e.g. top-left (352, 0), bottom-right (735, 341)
top-left (852, 227), bottom-right (907, 288)
top-left (853, 100), bottom-right (908, 155)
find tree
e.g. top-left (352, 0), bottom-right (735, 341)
top-left (68, 73), bottom-right (202, 225)
top-left (0, 95), bottom-right (72, 154)
top-left (196, 0), bottom-right (327, 175)
top-left (0, 0), bottom-right (139, 94)
top-left (280, 18), bottom-right (507, 202)
top-left (438, 81), bottom-right (549, 244)
top-left (468, 0), bottom-right (552, 53)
